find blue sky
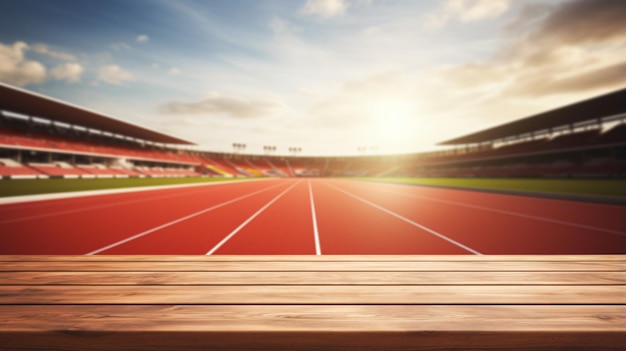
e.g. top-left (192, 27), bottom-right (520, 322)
top-left (1, 0), bottom-right (624, 156)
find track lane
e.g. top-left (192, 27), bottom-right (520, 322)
top-left (95, 181), bottom-right (296, 255)
top-left (351, 180), bottom-right (626, 234)
top-left (328, 179), bottom-right (626, 254)
top-left (0, 180), bottom-right (266, 222)
top-left (212, 179), bottom-right (316, 255)
top-left (311, 180), bottom-right (472, 254)
top-left (2, 177), bottom-right (624, 255)
top-left (0, 179), bottom-right (285, 254)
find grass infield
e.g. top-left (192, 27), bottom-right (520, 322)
top-left (0, 177), bottom-right (246, 198)
top-left (353, 177), bottom-right (626, 200)
top-left (1, 176), bottom-right (624, 201)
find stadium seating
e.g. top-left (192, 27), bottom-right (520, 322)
top-left (548, 129), bottom-right (600, 150)
top-left (269, 159), bottom-right (293, 176)
top-left (75, 165), bottom-right (121, 178)
top-left (204, 158), bottom-right (244, 177)
top-left (597, 123), bottom-right (626, 145)
top-left (134, 167), bottom-right (200, 178)
top-left (247, 158), bottom-right (283, 176)
top-left (0, 127), bottom-right (202, 165)
top-left (109, 166), bottom-right (144, 177)
top-left (0, 158), bottom-right (43, 178)
top-left (226, 158), bottom-right (262, 176)
top-left (28, 162), bottom-right (90, 178)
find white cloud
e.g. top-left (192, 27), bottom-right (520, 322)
top-left (439, 0), bottom-right (626, 99)
top-left (446, 0), bottom-right (511, 22)
top-left (51, 63), bottom-right (83, 83)
top-left (136, 34), bottom-right (149, 43)
top-left (423, 0), bottom-right (512, 30)
top-left (270, 17), bottom-right (299, 35)
top-left (97, 65), bottom-right (134, 85)
top-left (301, 0), bottom-right (348, 18)
top-left (111, 42), bottom-right (131, 51)
top-left (0, 41), bottom-right (46, 86)
top-left (422, 13), bottom-right (448, 30)
top-left (159, 92), bottom-right (286, 118)
top-left (30, 43), bottom-right (76, 61)
top-left (167, 67), bottom-right (180, 75)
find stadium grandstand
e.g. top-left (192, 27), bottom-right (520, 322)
top-left (1, 82), bottom-right (625, 180)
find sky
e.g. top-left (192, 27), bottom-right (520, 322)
top-left (0, 0), bottom-right (624, 156)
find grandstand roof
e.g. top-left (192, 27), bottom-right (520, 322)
top-left (0, 82), bottom-right (194, 145)
top-left (439, 88), bottom-right (626, 145)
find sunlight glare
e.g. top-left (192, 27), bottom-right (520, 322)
top-left (371, 99), bottom-right (417, 139)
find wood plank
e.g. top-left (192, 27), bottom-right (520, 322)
top-left (0, 254), bottom-right (623, 262)
top-left (1, 271), bottom-right (624, 285)
top-left (0, 256), bottom-right (622, 350)
top-left (2, 305), bottom-right (624, 332)
top-left (1, 305), bottom-right (624, 351)
top-left (0, 285), bottom-right (623, 304)
top-left (1, 260), bottom-right (624, 272)
top-left (2, 331), bottom-right (622, 351)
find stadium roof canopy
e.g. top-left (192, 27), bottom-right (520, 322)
top-left (439, 87), bottom-right (626, 145)
top-left (0, 82), bottom-right (194, 145)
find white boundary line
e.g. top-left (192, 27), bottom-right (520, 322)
top-left (0, 177), bottom-right (273, 205)
top-left (323, 181), bottom-right (482, 255)
top-left (0, 184), bottom-right (231, 225)
top-left (206, 180), bottom-right (301, 255)
top-left (363, 183), bottom-right (626, 237)
top-left (308, 180), bottom-right (322, 255)
top-left (86, 182), bottom-right (285, 255)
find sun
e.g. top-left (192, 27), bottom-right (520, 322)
top-left (370, 99), bottom-right (417, 139)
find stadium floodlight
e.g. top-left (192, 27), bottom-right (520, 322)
top-left (232, 143), bottom-right (246, 154)
top-left (263, 145), bottom-right (277, 155)
top-left (288, 147), bottom-right (302, 155)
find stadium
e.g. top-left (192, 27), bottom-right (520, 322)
top-left (1, 80), bottom-right (625, 350)
top-left (1, 0), bottom-right (625, 350)
top-left (1, 81), bottom-right (625, 255)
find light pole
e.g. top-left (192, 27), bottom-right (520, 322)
top-left (232, 143), bottom-right (246, 154)
top-left (263, 145), bottom-right (277, 155)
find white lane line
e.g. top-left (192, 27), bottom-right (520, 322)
top-left (86, 182), bottom-right (286, 255)
top-left (365, 184), bottom-right (626, 237)
top-left (0, 179), bottom-right (277, 225)
top-left (206, 180), bottom-right (301, 255)
top-left (0, 177), bottom-right (273, 205)
top-left (308, 180), bottom-right (322, 255)
top-left (0, 186), bottom-right (218, 225)
top-left (323, 181), bottom-right (482, 255)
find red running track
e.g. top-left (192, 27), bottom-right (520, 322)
top-left (0, 178), bottom-right (624, 255)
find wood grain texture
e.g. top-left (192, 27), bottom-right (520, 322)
top-left (3, 305), bottom-right (624, 332)
top-left (1, 271), bottom-right (623, 285)
top-left (1, 285), bottom-right (624, 304)
top-left (1, 260), bottom-right (624, 271)
top-left (0, 255), bottom-right (623, 351)
top-left (0, 254), bottom-right (623, 261)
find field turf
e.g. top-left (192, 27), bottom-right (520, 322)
top-left (354, 177), bottom-right (626, 201)
top-left (1, 176), bottom-right (624, 202)
top-left (0, 177), bottom-right (245, 197)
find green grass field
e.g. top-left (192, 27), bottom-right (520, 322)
top-left (354, 177), bottom-right (626, 200)
top-left (0, 177), bottom-right (247, 198)
top-left (1, 176), bottom-right (624, 201)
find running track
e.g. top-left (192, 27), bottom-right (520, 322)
top-left (0, 178), bottom-right (624, 255)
